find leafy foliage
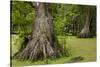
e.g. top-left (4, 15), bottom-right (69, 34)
top-left (11, 1), bottom-right (35, 36)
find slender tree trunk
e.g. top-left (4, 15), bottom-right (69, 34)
top-left (15, 2), bottom-right (68, 61)
top-left (79, 6), bottom-right (92, 38)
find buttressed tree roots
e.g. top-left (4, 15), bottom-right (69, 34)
top-left (14, 2), bottom-right (68, 61)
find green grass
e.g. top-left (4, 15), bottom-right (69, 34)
top-left (11, 35), bottom-right (96, 67)
top-left (66, 36), bottom-right (96, 62)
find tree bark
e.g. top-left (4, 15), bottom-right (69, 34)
top-left (15, 2), bottom-right (68, 61)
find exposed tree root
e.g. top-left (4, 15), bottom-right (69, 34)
top-left (14, 33), bottom-right (68, 61)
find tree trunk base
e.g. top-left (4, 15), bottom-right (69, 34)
top-left (78, 32), bottom-right (92, 38)
top-left (78, 29), bottom-right (92, 38)
top-left (14, 35), bottom-right (69, 61)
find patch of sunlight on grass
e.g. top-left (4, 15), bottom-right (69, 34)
top-left (11, 34), bottom-right (24, 57)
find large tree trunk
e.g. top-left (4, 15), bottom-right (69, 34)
top-left (79, 6), bottom-right (92, 38)
top-left (15, 2), bottom-right (68, 61)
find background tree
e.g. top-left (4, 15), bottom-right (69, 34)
top-left (78, 6), bottom-right (96, 38)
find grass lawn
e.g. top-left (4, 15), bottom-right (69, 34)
top-left (66, 36), bottom-right (96, 62)
top-left (11, 35), bottom-right (96, 67)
